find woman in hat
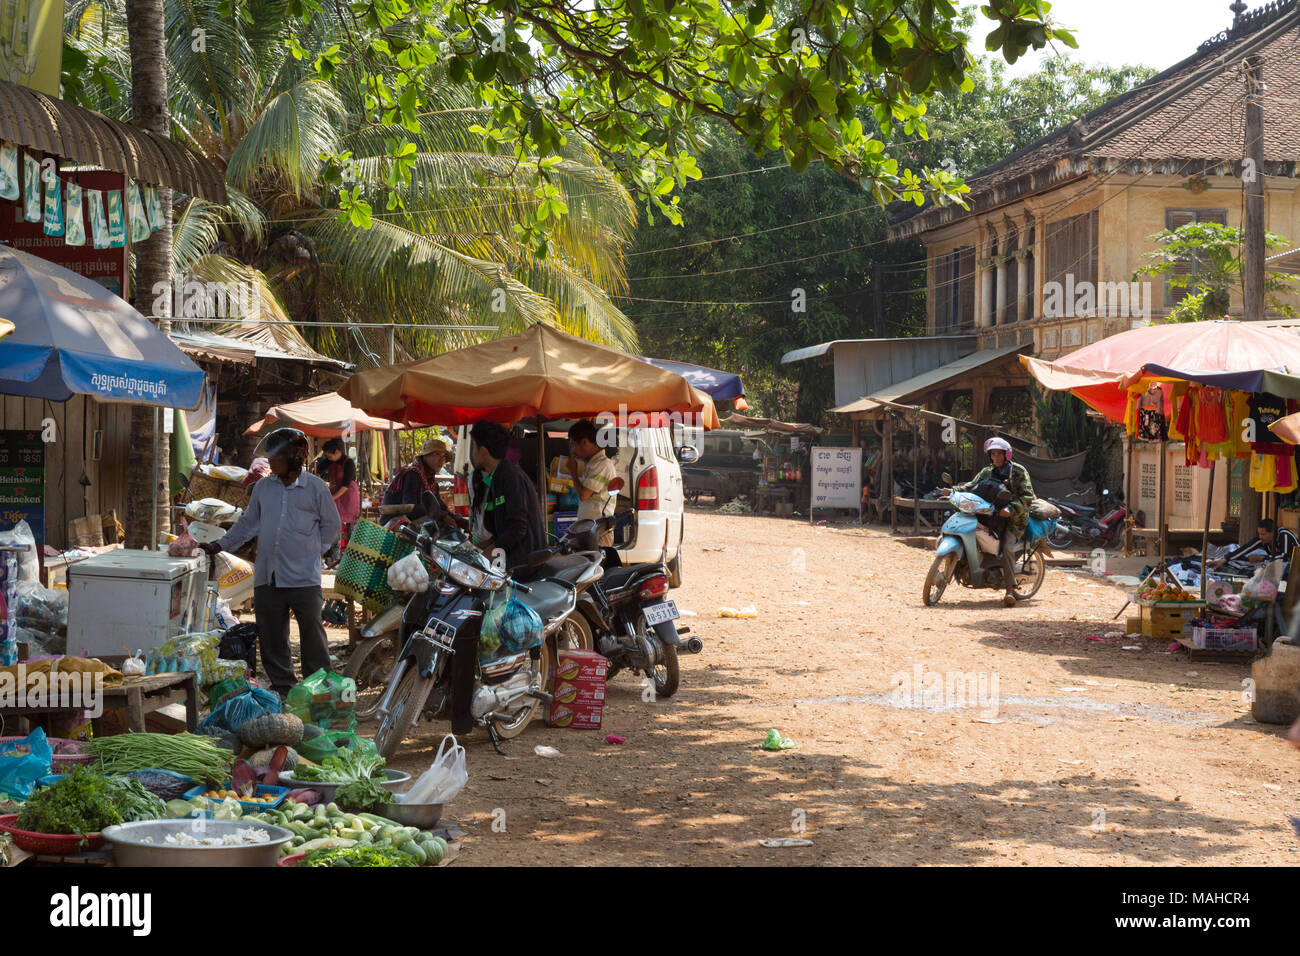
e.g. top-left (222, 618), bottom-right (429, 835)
top-left (382, 435), bottom-right (455, 523)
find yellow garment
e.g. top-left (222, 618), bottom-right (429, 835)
top-left (1250, 453), bottom-right (1277, 493)
top-left (1204, 440), bottom-right (1232, 461)
top-left (1123, 389), bottom-right (1140, 436)
top-left (368, 431), bottom-right (388, 483)
top-left (0, 656), bottom-right (124, 685)
top-left (1229, 391), bottom-right (1253, 458)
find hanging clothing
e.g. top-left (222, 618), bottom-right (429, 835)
top-left (1250, 452), bottom-right (1278, 493)
top-left (1197, 386), bottom-right (1229, 445)
top-left (1278, 454), bottom-right (1298, 495)
top-left (1249, 393), bottom-right (1292, 455)
top-left (1229, 391), bottom-right (1254, 458)
top-left (1168, 382), bottom-right (1190, 441)
top-left (1136, 386), bottom-right (1167, 441)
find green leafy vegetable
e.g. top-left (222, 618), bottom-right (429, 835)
top-left (334, 778), bottom-right (393, 813)
top-left (291, 749), bottom-right (386, 784)
top-left (87, 733), bottom-right (234, 787)
top-left (300, 844), bottom-right (416, 868)
top-left (14, 767), bottom-right (164, 836)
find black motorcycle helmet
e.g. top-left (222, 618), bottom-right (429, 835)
top-left (973, 478), bottom-right (1013, 508)
top-left (255, 427), bottom-right (309, 471)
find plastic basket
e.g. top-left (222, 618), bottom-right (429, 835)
top-left (186, 469), bottom-right (251, 510)
top-left (1186, 624), bottom-right (1257, 652)
top-left (0, 735), bottom-right (93, 767)
top-left (0, 813), bottom-right (105, 852)
top-left (183, 784), bottom-right (291, 812)
top-left (277, 852), bottom-right (306, 868)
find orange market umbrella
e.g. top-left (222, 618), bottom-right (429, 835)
top-left (1022, 320), bottom-right (1300, 422)
top-left (245, 391), bottom-right (407, 439)
top-left (338, 324), bottom-right (712, 427)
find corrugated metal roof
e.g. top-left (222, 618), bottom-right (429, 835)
top-left (831, 343), bottom-right (1031, 414)
top-left (170, 330), bottom-right (351, 370)
top-left (780, 335), bottom-right (976, 365)
top-left (0, 80), bottom-right (227, 203)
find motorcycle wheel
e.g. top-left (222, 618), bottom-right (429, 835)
top-left (652, 643), bottom-right (680, 699)
top-left (343, 635), bottom-right (399, 720)
top-left (1012, 545), bottom-right (1048, 601)
top-left (922, 553), bottom-right (956, 606)
top-left (556, 613), bottom-right (594, 655)
top-left (489, 641), bottom-right (555, 740)
top-left (1047, 522), bottom-right (1074, 550)
top-left (374, 663), bottom-right (430, 759)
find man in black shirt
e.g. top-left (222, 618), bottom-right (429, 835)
top-left (469, 420), bottom-right (545, 571)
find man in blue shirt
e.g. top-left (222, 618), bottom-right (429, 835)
top-left (201, 428), bottom-right (342, 696)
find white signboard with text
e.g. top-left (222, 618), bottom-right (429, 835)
top-left (810, 446), bottom-right (861, 517)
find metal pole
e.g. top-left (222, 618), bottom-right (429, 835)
top-left (886, 415), bottom-right (896, 534)
top-left (1158, 438), bottom-right (1168, 564)
top-left (387, 327), bottom-right (396, 476)
top-left (1124, 434), bottom-right (1135, 556)
top-left (537, 416), bottom-right (549, 524)
top-left (1201, 460), bottom-right (1215, 602)
top-left (151, 406), bottom-right (159, 549)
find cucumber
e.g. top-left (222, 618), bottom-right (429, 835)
top-left (400, 841), bottom-right (427, 864)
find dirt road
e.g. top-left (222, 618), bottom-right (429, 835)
top-left (369, 509), bottom-right (1300, 865)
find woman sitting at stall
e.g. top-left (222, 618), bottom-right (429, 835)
top-left (314, 438), bottom-right (360, 546)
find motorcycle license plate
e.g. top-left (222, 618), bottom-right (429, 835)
top-left (644, 601), bottom-right (680, 627)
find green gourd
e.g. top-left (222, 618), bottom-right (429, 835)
top-left (239, 712), bottom-right (305, 748)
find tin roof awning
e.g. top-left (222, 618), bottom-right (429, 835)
top-left (0, 80), bottom-right (227, 203)
top-left (780, 335), bottom-right (975, 365)
top-left (170, 330), bottom-right (351, 371)
top-left (832, 343), bottom-right (1032, 414)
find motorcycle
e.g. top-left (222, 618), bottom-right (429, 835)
top-left (1046, 488), bottom-right (1130, 550)
top-left (921, 481), bottom-right (1053, 606)
top-left (372, 494), bottom-right (604, 757)
top-left (524, 513), bottom-right (704, 699)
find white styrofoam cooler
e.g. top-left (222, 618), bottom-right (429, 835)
top-left (66, 550), bottom-right (209, 658)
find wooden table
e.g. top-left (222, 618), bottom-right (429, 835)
top-left (0, 670), bottom-right (198, 736)
top-left (755, 486), bottom-right (793, 515)
top-left (891, 497), bottom-right (952, 531)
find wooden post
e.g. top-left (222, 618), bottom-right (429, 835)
top-left (1200, 460), bottom-right (1215, 602)
top-left (1124, 434), bottom-right (1135, 556)
top-left (1158, 438), bottom-right (1168, 563)
top-left (912, 407), bottom-right (920, 535)
top-left (887, 414), bottom-right (896, 534)
top-left (1239, 53), bottom-right (1266, 546)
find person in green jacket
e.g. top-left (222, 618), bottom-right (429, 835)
top-left (949, 437), bottom-right (1035, 607)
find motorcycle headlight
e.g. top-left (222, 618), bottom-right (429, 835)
top-left (957, 498), bottom-right (979, 514)
top-left (447, 557), bottom-right (506, 591)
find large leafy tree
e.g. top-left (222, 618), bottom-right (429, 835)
top-left (65, 0), bottom-right (640, 361)
top-left (626, 49), bottom-right (1156, 419)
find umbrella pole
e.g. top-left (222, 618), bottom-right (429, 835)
top-left (537, 415), bottom-right (548, 519)
top-left (152, 407), bottom-right (159, 549)
top-left (1159, 438), bottom-right (1168, 565)
top-left (1201, 460), bottom-right (1215, 602)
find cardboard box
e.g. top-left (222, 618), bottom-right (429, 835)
top-left (549, 699), bottom-right (603, 729)
top-left (554, 649), bottom-right (607, 684)
top-left (552, 681), bottom-right (605, 705)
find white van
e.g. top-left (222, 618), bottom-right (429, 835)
top-left (452, 423), bottom-right (691, 588)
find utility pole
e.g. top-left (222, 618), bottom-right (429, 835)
top-left (872, 262), bottom-right (884, 338)
top-left (1239, 54), bottom-right (1265, 546)
top-left (387, 326), bottom-right (397, 475)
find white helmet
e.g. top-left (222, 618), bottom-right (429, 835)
top-left (983, 436), bottom-right (1013, 460)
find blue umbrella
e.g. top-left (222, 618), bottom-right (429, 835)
top-left (640, 357), bottom-right (745, 402)
top-left (0, 245), bottom-right (204, 408)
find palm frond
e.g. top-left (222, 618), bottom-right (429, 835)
top-left (226, 79), bottom-right (343, 199)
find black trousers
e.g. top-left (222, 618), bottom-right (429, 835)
top-left (253, 585), bottom-right (331, 693)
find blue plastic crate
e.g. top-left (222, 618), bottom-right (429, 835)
top-left (183, 783), bottom-right (290, 812)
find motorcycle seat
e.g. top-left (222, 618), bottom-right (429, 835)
top-left (514, 579), bottom-right (574, 622)
top-left (1051, 498), bottom-right (1097, 516)
top-left (514, 552), bottom-right (595, 584)
top-left (599, 565), bottom-right (646, 591)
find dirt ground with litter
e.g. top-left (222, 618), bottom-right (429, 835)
top-left (341, 508), bottom-right (1300, 866)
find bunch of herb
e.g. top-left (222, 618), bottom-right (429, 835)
top-left (334, 777), bottom-right (394, 813)
top-left (300, 844), bottom-right (416, 867)
top-left (102, 776), bottom-right (166, 822)
top-left (292, 748), bottom-right (386, 784)
top-left (16, 767), bottom-right (124, 835)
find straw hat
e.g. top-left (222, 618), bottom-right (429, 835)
top-left (419, 436), bottom-right (452, 458)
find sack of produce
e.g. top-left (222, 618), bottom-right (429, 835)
top-left (198, 686), bottom-right (282, 736)
top-left (213, 551), bottom-right (255, 608)
top-left (285, 668), bottom-right (358, 733)
top-left (387, 552), bottom-right (430, 593)
top-left (1028, 498), bottom-right (1061, 520)
top-left (297, 731), bottom-right (377, 764)
top-left (0, 727), bottom-right (53, 799)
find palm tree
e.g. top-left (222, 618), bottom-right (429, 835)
top-left (66, 1), bottom-right (638, 367)
top-left (122, 0), bottom-right (171, 547)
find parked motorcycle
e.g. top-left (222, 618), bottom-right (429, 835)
top-left (1046, 488), bottom-right (1130, 550)
top-left (922, 482), bottom-right (1053, 606)
top-left (525, 513), bottom-right (703, 699)
top-left (372, 494), bottom-right (604, 757)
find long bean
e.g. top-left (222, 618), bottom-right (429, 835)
top-left (87, 733), bottom-right (234, 786)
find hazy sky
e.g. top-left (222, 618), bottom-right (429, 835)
top-left (972, 0), bottom-right (1254, 75)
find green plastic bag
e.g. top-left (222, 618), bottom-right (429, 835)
top-left (286, 668), bottom-right (357, 732)
top-left (207, 677), bottom-right (252, 710)
top-left (297, 731), bottom-right (377, 764)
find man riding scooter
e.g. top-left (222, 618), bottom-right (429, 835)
top-left (942, 437), bottom-right (1036, 608)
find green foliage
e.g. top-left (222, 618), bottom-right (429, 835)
top-left (1133, 221), bottom-right (1297, 322)
top-left (1032, 385), bottom-right (1114, 487)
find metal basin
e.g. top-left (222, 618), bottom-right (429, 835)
top-left (101, 819), bottom-right (294, 867)
top-left (380, 801), bottom-right (444, 828)
top-left (277, 768), bottom-right (410, 802)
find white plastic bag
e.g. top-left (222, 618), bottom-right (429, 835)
top-left (214, 551), bottom-right (255, 607)
top-left (387, 552), bottom-right (430, 593)
top-left (401, 734), bottom-right (467, 805)
top-left (122, 649), bottom-right (146, 676)
top-left (0, 520), bottom-right (39, 583)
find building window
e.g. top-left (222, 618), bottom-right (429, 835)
top-left (1163, 208), bottom-right (1228, 307)
top-left (1044, 210), bottom-right (1098, 298)
top-left (933, 245), bottom-right (975, 332)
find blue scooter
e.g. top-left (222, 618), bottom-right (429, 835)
top-left (922, 480), bottom-right (1055, 606)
